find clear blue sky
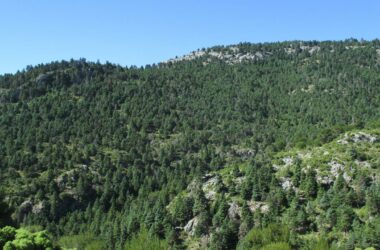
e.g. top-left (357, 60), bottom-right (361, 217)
top-left (1, 0), bottom-right (379, 74)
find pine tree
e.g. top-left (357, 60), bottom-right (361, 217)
top-left (336, 205), bottom-right (355, 232)
top-left (366, 182), bottom-right (380, 215)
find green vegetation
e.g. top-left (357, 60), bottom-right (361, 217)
top-left (124, 229), bottom-right (168, 250)
top-left (237, 224), bottom-right (290, 249)
top-left (0, 226), bottom-right (56, 249)
top-left (0, 39), bottom-right (379, 249)
top-left (58, 234), bottom-right (105, 250)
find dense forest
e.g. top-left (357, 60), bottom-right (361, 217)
top-left (0, 39), bottom-right (379, 249)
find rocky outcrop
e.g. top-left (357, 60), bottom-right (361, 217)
top-left (228, 202), bottom-right (241, 220)
top-left (248, 201), bottom-right (269, 213)
top-left (328, 161), bottom-right (345, 177)
top-left (354, 160), bottom-right (371, 168)
top-left (32, 201), bottom-right (46, 214)
top-left (280, 177), bottom-right (294, 191)
top-left (284, 45), bottom-right (320, 55)
top-left (35, 72), bottom-right (54, 86)
top-left (202, 174), bottom-right (223, 201)
top-left (338, 132), bottom-right (378, 144)
top-left (167, 47), bottom-right (269, 65)
top-left (315, 160), bottom-right (353, 185)
top-left (19, 200), bottom-right (33, 215)
top-left (184, 217), bottom-right (199, 236)
top-left (232, 148), bottom-right (255, 159)
top-left (283, 157), bottom-right (294, 166)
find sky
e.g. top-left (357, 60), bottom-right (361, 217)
top-left (1, 0), bottom-right (379, 74)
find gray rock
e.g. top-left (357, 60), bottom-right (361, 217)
top-left (184, 217), bottom-right (199, 236)
top-left (328, 161), bottom-right (345, 177)
top-left (248, 201), bottom-right (269, 213)
top-left (166, 48), bottom-right (267, 65)
top-left (19, 200), bottom-right (33, 213)
top-left (300, 45), bottom-right (320, 54)
top-left (261, 204), bottom-right (270, 213)
top-left (352, 132), bottom-right (377, 143)
top-left (228, 202), bottom-right (241, 220)
top-left (316, 175), bottom-right (334, 185)
top-left (354, 160), bottom-right (371, 168)
top-left (338, 132), bottom-right (378, 144)
top-left (32, 201), bottom-right (45, 214)
top-left (234, 176), bottom-right (245, 185)
top-left (202, 175), bottom-right (222, 201)
top-left (18, 200), bottom-right (33, 219)
top-left (282, 157), bottom-right (293, 166)
top-left (233, 148), bottom-right (255, 159)
top-left (280, 177), bottom-right (294, 191)
top-left (343, 172), bottom-right (352, 182)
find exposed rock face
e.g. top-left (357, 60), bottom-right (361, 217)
top-left (280, 177), bottom-right (294, 191)
top-left (186, 180), bottom-right (199, 193)
top-left (204, 190), bottom-right (216, 201)
top-left (315, 168), bottom-right (333, 185)
top-left (272, 164), bottom-right (281, 170)
top-left (19, 200), bottom-right (33, 214)
top-left (232, 148), bottom-right (255, 159)
top-left (284, 48), bottom-right (296, 54)
top-left (17, 200), bottom-right (33, 220)
top-left (273, 156), bottom-right (295, 170)
top-left (345, 45), bottom-right (366, 50)
top-left (167, 47), bottom-right (269, 65)
top-left (298, 152), bottom-right (312, 159)
top-left (234, 176), bottom-right (245, 186)
top-left (32, 201), bottom-right (46, 214)
top-left (248, 201), bottom-right (269, 213)
top-left (328, 161), bottom-right (352, 182)
top-left (328, 161), bottom-right (345, 177)
top-left (228, 202), bottom-right (241, 220)
top-left (354, 160), bottom-right (371, 168)
top-left (168, 50), bottom-right (206, 63)
top-left (300, 84), bottom-right (315, 93)
top-left (166, 43), bottom-right (340, 66)
top-left (282, 157), bottom-right (294, 166)
top-left (316, 174), bottom-right (334, 185)
top-left (315, 161), bottom-right (353, 185)
top-left (184, 217), bottom-right (199, 236)
top-left (351, 132), bottom-right (378, 143)
top-left (305, 46), bottom-right (320, 54)
top-left (35, 72), bottom-right (54, 86)
top-left (284, 45), bottom-right (320, 55)
top-left (202, 174), bottom-right (222, 201)
top-left (260, 204), bottom-right (270, 213)
top-left (56, 174), bottom-right (68, 189)
top-left (343, 172), bottom-right (352, 182)
top-left (338, 132), bottom-right (378, 144)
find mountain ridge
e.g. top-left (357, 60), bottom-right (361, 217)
top-left (0, 39), bottom-right (380, 249)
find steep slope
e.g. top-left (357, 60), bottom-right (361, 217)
top-left (0, 39), bottom-right (380, 249)
top-left (168, 128), bottom-right (380, 249)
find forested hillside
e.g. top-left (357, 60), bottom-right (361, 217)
top-left (0, 39), bottom-right (380, 249)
